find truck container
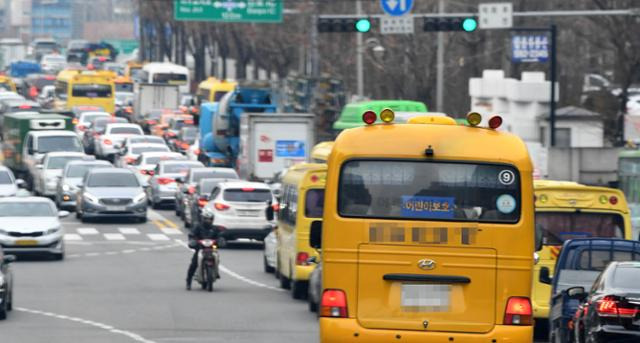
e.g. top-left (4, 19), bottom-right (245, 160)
top-left (236, 113), bottom-right (315, 181)
top-left (2, 112), bottom-right (74, 176)
top-left (133, 83), bottom-right (180, 123)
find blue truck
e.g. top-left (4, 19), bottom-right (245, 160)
top-left (198, 85), bottom-right (277, 168)
top-left (9, 60), bottom-right (41, 78)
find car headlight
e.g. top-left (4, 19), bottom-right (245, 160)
top-left (46, 227), bottom-right (61, 235)
top-left (84, 193), bottom-right (100, 204)
top-left (133, 193), bottom-right (146, 204)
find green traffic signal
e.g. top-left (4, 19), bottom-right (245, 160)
top-left (462, 17), bottom-right (478, 32)
top-left (355, 19), bottom-right (371, 33)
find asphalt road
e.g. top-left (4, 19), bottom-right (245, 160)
top-left (2, 208), bottom-right (319, 343)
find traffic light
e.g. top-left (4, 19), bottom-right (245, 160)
top-left (423, 17), bottom-right (478, 32)
top-left (318, 18), bottom-right (372, 33)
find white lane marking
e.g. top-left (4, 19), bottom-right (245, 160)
top-left (64, 233), bottom-right (83, 241)
top-left (160, 228), bottom-right (182, 235)
top-left (77, 228), bottom-right (99, 235)
top-left (16, 307), bottom-right (156, 343)
top-left (173, 239), bottom-right (284, 292)
top-left (104, 233), bottom-right (126, 241)
top-left (119, 228), bottom-right (141, 235)
top-left (122, 249), bottom-right (135, 254)
top-left (147, 234), bottom-right (170, 241)
top-left (85, 252), bottom-right (100, 257)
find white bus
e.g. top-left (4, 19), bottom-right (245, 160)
top-left (140, 62), bottom-right (190, 94)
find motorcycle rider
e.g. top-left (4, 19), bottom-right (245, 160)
top-left (186, 224), bottom-right (220, 290)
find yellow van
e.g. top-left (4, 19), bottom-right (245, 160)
top-left (314, 110), bottom-right (534, 342)
top-left (55, 70), bottom-right (116, 114)
top-left (0, 76), bottom-right (17, 92)
top-left (310, 141), bottom-right (333, 163)
top-left (196, 77), bottom-right (236, 104)
top-left (277, 163), bottom-right (326, 298)
top-left (532, 180), bottom-right (631, 325)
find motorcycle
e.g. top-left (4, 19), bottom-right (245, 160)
top-left (193, 239), bottom-right (220, 292)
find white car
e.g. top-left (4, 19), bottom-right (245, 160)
top-left (115, 143), bottom-right (170, 168)
top-left (263, 229), bottom-right (277, 273)
top-left (117, 135), bottom-right (167, 151)
top-left (22, 130), bottom-right (84, 189)
top-left (33, 152), bottom-right (89, 197)
top-left (40, 54), bottom-right (67, 74)
top-left (95, 123), bottom-right (144, 160)
top-left (0, 167), bottom-right (23, 197)
top-left (0, 196), bottom-right (68, 259)
top-left (201, 181), bottom-right (276, 247)
top-left (128, 151), bottom-right (186, 186)
top-left (628, 94), bottom-right (640, 116)
top-left (74, 111), bottom-right (110, 138)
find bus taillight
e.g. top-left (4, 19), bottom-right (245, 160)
top-left (320, 289), bottom-right (348, 318)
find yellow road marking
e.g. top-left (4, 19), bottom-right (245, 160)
top-left (163, 219), bottom-right (178, 229)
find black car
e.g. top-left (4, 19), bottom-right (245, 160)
top-left (572, 261), bottom-right (640, 343)
top-left (83, 117), bottom-right (127, 154)
top-left (0, 248), bottom-right (15, 320)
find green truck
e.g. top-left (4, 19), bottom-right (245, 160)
top-left (2, 112), bottom-right (75, 179)
top-left (332, 100), bottom-right (428, 130)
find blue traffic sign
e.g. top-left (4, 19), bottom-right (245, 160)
top-left (512, 35), bottom-right (549, 63)
top-left (381, 0), bottom-right (413, 16)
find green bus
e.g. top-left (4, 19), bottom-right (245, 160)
top-left (618, 149), bottom-right (640, 240)
top-left (332, 100), bottom-right (428, 130)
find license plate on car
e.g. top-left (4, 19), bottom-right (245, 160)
top-left (106, 206), bottom-right (126, 212)
top-left (401, 284), bottom-right (451, 312)
top-left (15, 239), bottom-right (38, 246)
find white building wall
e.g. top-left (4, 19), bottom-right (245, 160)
top-left (540, 120), bottom-right (604, 148)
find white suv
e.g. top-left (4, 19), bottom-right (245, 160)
top-left (95, 123), bottom-right (144, 160)
top-left (201, 181), bottom-right (276, 247)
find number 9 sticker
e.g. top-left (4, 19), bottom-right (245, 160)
top-left (498, 170), bottom-right (515, 186)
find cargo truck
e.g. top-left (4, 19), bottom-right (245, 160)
top-left (236, 113), bottom-right (315, 181)
top-left (133, 83), bottom-right (180, 124)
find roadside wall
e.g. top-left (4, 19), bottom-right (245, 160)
top-left (546, 147), bottom-right (620, 186)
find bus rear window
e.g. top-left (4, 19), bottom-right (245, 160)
top-left (72, 84), bottom-right (112, 98)
top-left (536, 212), bottom-right (625, 245)
top-left (338, 160), bottom-right (521, 223)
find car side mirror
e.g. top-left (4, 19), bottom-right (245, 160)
top-left (539, 266), bottom-right (552, 285)
top-left (3, 255), bottom-right (16, 263)
top-left (567, 286), bottom-right (587, 300)
top-left (310, 220), bottom-right (323, 249)
top-left (15, 179), bottom-right (26, 188)
top-left (58, 210), bottom-right (70, 218)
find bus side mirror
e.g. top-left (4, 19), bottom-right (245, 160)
top-left (539, 266), bottom-right (552, 285)
top-left (310, 220), bottom-right (322, 249)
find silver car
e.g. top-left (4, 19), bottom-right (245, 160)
top-left (55, 160), bottom-right (113, 210)
top-left (147, 160), bottom-right (204, 209)
top-left (76, 168), bottom-right (147, 223)
top-left (0, 167), bottom-right (23, 197)
top-left (0, 196), bottom-right (68, 259)
top-left (33, 152), bottom-right (89, 197)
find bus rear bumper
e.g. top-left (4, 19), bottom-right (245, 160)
top-left (320, 319), bottom-right (533, 343)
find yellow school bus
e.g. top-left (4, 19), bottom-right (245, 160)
top-left (0, 76), bottom-right (16, 92)
top-left (532, 180), bottom-right (631, 323)
top-left (277, 163), bottom-right (326, 299)
top-left (196, 77), bottom-right (236, 104)
top-left (315, 110), bottom-right (534, 342)
top-left (55, 70), bottom-right (116, 114)
top-left (310, 141), bottom-right (334, 163)
top-left (125, 61), bottom-right (144, 82)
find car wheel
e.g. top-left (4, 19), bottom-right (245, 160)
top-left (7, 288), bottom-right (12, 311)
top-left (0, 293), bottom-right (7, 320)
top-left (263, 255), bottom-right (275, 273)
top-left (291, 279), bottom-right (308, 300)
top-left (80, 214), bottom-right (88, 223)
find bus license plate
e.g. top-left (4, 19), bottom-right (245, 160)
top-left (16, 239), bottom-right (38, 246)
top-left (401, 284), bottom-right (451, 311)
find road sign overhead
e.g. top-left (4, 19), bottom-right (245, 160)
top-left (479, 2), bottom-right (513, 29)
top-left (380, 0), bottom-right (413, 17)
top-left (381, 16), bottom-right (414, 34)
top-left (511, 35), bottom-right (549, 63)
top-left (174, 0), bottom-right (282, 23)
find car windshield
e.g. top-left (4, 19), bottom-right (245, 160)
top-left (110, 127), bottom-right (142, 135)
top-left (88, 173), bottom-right (139, 187)
top-left (0, 202), bottom-right (54, 216)
top-left (224, 188), bottom-right (272, 202)
top-left (131, 146), bottom-right (168, 154)
top-left (612, 266), bottom-right (640, 290)
top-left (0, 172), bottom-right (12, 184)
top-left (46, 156), bottom-right (84, 169)
top-left (66, 164), bottom-right (109, 178)
top-left (37, 136), bottom-right (82, 153)
top-left (338, 160), bottom-right (521, 223)
top-left (163, 163), bottom-right (201, 174)
top-left (536, 212), bottom-right (625, 245)
top-left (305, 189), bottom-right (325, 218)
top-left (72, 84), bottom-right (112, 98)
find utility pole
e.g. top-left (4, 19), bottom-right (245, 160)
top-left (356, 0), bottom-right (364, 98)
top-left (549, 24), bottom-right (557, 147)
top-left (435, 0), bottom-right (445, 112)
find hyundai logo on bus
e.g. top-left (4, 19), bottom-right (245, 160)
top-left (417, 259), bottom-right (436, 270)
